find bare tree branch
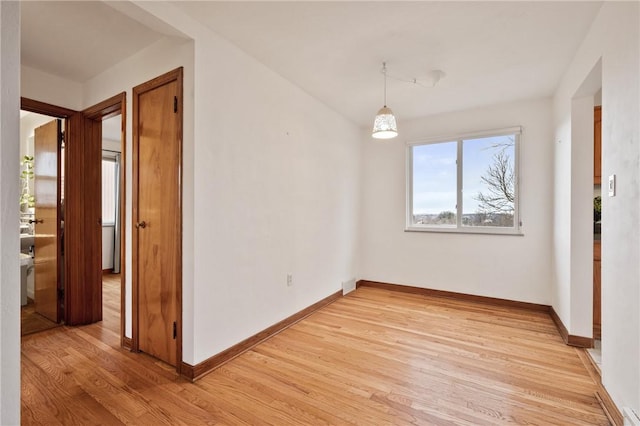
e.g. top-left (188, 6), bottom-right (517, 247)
top-left (474, 144), bottom-right (515, 215)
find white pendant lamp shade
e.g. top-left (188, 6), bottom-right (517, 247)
top-left (372, 105), bottom-right (398, 139)
top-left (372, 62), bottom-right (398, 139)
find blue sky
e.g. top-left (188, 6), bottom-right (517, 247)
top-left (412, 135), bottom-right (515, 215)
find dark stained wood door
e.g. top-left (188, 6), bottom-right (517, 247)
top-left (33, 119), bottom-right (61, 322)
top-left (133, 69), bottom-right (183, 367)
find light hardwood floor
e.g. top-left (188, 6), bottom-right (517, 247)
top-left (21, 298), bottom-right (60, 336)
top-left (21, 282), bottom-right (608, 425)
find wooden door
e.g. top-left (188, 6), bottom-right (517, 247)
top-left (593, 241), bottom-right (601, 339)
top-left (594, 106), bottom-right (602, 184)
top-left (133, 69), bottom-right (183, 367)
top-left (33, 119), bottom-right (61, 322)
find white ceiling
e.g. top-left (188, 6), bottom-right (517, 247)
top-left (172, 1), bottom-right (602, 126)
top-left (20, 1), bottom-right (165, 82)
top-left (20, 1), bottom-right (602, 127)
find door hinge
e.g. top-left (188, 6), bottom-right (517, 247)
top-left (174, 96), bottom-right (178, 113)
top-left (173, 321), bottom-right (177, 339)
top-left (60, 130), bottom-right (65, 142)
top-left (58, 288), bottom-right (64, 300)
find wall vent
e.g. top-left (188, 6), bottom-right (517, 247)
top-left (342, 279), bottom-right (356, 295)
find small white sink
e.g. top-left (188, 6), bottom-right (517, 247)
top-left (20, 253), bottom-right (33, 266)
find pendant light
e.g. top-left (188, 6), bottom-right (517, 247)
top-left (372, 62), bottom-right (398, 139)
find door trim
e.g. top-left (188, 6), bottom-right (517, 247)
top-left (132, 68), bottom-right (183, 372)
top-left (21, 96), bottom-right (126, 328)
top-left (21, 98), bottom-right (74, 324)
top-left (21, 98), bottom-right (76, 118)
top-left (83, 93), bottom-right (126, 345)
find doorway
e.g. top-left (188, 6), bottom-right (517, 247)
top-left (569, 59), bottom-right (602, 367)
top-left (101, 114), bottom-right (124, 337)
top-left (19, 110), bottom-right (63, 335)
top-left (19, 95), bottom-right (126, 343)
top-left (590, 100), bottom-right (603, 368)
top-left (82, 93), bottom-right (127, 343)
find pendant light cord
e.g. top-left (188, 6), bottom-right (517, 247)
top-left (382, 62), bottom-right (387, 107)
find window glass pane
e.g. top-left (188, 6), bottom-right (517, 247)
top-left (462, 135), bottom-right (515, 227)
top-left (102, 159), bottom-right (116, 225)
top-left (412, 141), bottom-right (457, 226)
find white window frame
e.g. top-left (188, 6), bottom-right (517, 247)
top-left (101, 154), bottom-right (118, 227)
top-left (406, 126), bottom-right (522, 235)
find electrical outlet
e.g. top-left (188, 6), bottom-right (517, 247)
top-left (286, 274), bottom-right (293, 287)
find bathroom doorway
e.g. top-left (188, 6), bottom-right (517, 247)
top-left (19, 109), bottom-right (64, 335)
top-left (19, 94), bottom-right (126, 340)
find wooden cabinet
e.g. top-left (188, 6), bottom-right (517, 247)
top-left (593, 241), bottom-right (601, 339)
top-left (594, 106), bottom-right (602, 184)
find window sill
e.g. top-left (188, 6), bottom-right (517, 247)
top-left (405, 226), bottom-right (524, 236)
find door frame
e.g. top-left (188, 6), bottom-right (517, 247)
top-left (21, 98), bottom-right (74, 323)
top-left (132, 68), bottom-right (183, 373)
top-left (21, 96), bottom-right (126, 334)
top-left (83, 93), bottom-right (127, 345)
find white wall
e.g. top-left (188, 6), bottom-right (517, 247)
top-left (553, 57), bottom-right (602, 337)
top-left (569, 95), bottom-right (596, 338)
top-left (552, 1), bottom-right (639, 413)
top-left (360, 98), bottom-right (554, 305)
top-left (102, 226), bottom-right (114, 270)
top-left (0, 2), bottom-right (21, 423)
top-left (102, 139), bottom-right (121, 153)
top-left (21, 65), bottom-right (83, 111)
top-left (191, 39), bottom-right (362, 364)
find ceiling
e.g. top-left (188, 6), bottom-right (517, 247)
top-left (21, 1), bottom-right (602, 127)
top-left (20, 1), bottom-right (165, 82)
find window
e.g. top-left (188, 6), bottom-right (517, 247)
top-left (407, 127), bottom-right (521, 234)
top-left (102, 157), bottom-right (117, 226)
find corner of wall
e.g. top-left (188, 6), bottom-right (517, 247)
top-left (0, 2), bottom-right (22, 423)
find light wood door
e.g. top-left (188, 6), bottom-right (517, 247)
top-left (134, 69), bottom-right (182, 367)
top-left (33, 119), bottom-right (61, 323)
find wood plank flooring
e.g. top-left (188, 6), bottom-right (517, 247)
top-left (21, 298), bottom-right (60, 336)
top-left (21, 285), bottom-right (608, 425)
